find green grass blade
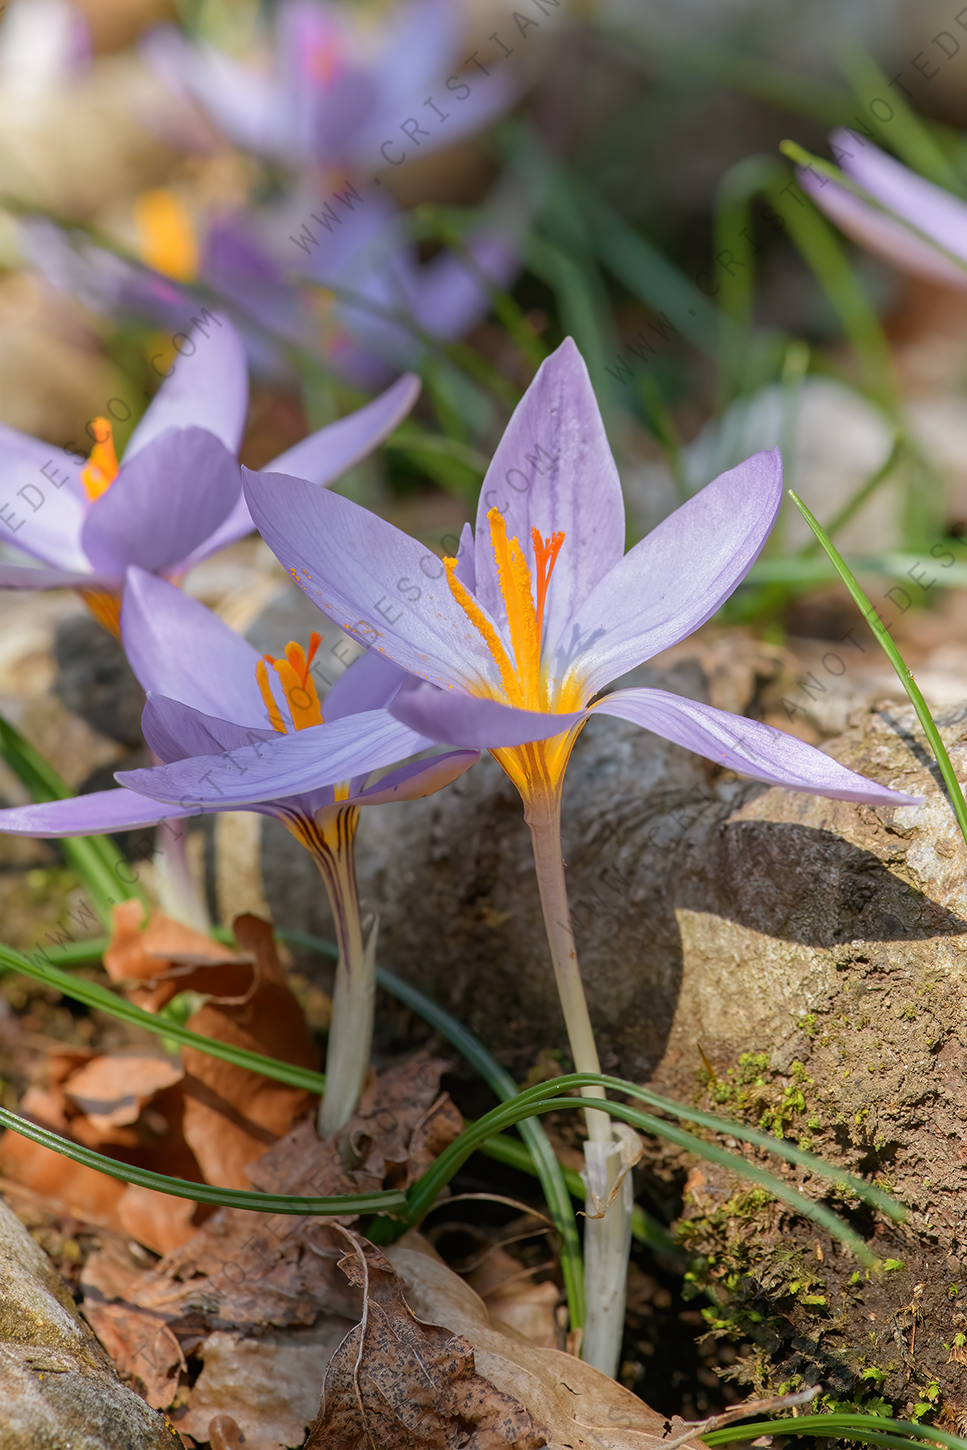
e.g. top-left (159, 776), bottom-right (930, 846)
top-left (0, 1105), bottom-right (405, 1216)
top-left (836, 44), bottom-right (966, 196)
top-left (406, 1087), bottom-right (880, 1264)
top-left (707, 1415), bottom-right (967, 1450)
top-left (0, 942), bottom-right (328, 1095)
top-left (790, 489), bottom-right (967, 847)
top-left (766, 174), bottom-right (896, 410)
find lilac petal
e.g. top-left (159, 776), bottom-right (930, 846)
top-left (123, 313), bottom-right (248, 461)
top-left (473, 338), bottom-right (625, 655)
top-left (117, 710), bottom-right (433, 807)
top-left (0, 787), bottom-right (198, 838)
top-left (0, 424), bottom-right (88, 571)
top-left (594, 689), bottom-right (921, 805)
top-left (121, 567), bottom-right (266, 726)
top-left (564, 449), bottom-right (783, 699)
top-left (0, 564), bottom-right (114, 589)
top-left (323, 650), bottom-right (407, 721)
top-left (402, 232), bottom-right (520, 339)
top-left (82, 429), bottom-right (242, 577)
top-left (243, 467), bottom-right (489, 690)
top-left (348, 748), bottom-right (479, 806)
top-left (142, 25), bottom-right (283, 157)
top-left (141, 693), bottom-right (276, 765)
top-left (831, 127), bottom-right (967, 269)
top-left (453, 522), bottom-right (475, 593)
top-left (174, 492), bottom-right (255, 573)
top-left (390, 679), bottom-right (586, 749)
top-left (264, 373), bottom-right (419, 484)
top-left (798, 166), bottom-right (967, 290)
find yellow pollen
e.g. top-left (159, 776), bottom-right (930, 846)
top-left (443, 510), bottom-right (568, 712)
top-left (256, 632), bottom-right (324, 734)
top-left (80, 420), bottom-right (119, 503)
top-left (133, 188), bottom-right (200, 283)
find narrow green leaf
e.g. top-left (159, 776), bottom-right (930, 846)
top-left (0, 942), bottom-right (328, 1095)
top-left (836, 44), bottom-right (966, 196)
top-left (790, 489), bottom-right (967, 848)
top-left (707, 1415), bottom-right (967, 1450)
top-left (0, 1105), bottom-right (405, 1216)
top-left (0, 712), bottom-right (148, 924)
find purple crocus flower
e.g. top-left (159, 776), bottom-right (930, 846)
top-left (798, 128), bottom-right (967, 289)
top-left (0, 312), bottom-right (420, 634)
top-left (0, 567), bottom-right (477, 1133)
top-left (93, 337), bottom-right (923, 1372)
top-left (143, 0), bottom-right (514, 173)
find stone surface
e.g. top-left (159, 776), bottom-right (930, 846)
top-left (0, 1192), bottom-right (175, 1449)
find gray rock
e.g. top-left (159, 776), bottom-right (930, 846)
top-left (0, 1193), bottom-right (175, 1449)
top-left (53, 616), bottom-right (143, 748)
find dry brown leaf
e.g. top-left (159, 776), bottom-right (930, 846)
top-left (466, 1247), bottom-right (560, 1351)
top-left (307, 1232), bottom-right (549, 1450)
top-left (386, 1237), bottom-right (708, 1450)
top-left (78, 1055), bottom-right (464, 1413)
top-left (103, 900), bottom-right (253, 1013)
top-left (178, 914), bottom-right (321, 1191)
top-left (63, 1051), bottom-right (183, 1133)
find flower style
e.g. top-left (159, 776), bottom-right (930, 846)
top-left (797, 127), bottom-right (967, 290)
top-left (0, 312), bottom-right (420, 633)
top-left (0, 568), bottom-right (477, 1134)
top-left (143, 0), bottom-right (514, 172)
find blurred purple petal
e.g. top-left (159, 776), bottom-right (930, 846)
top-left (323, 650), bottom-right (407, 720)
top-left (265, 373), bottom-right (420, 483)
top-left (831, 127), bottom-right (967, 268)
top-left (243, 468), bottom-right (487, 690)
top-left (390, 679), bottom-right (586, 748)
top-left (0, 423), bottom-right (88, 570)
top-left (121, 567), bottom-right (266, 725)
top-left (474, 338), bottom-right (625, 657)
top-left (0, 564), bottom-right (112, 589)
top-left (82, 428), bottom-right (241, 577)
top-left (123, 313), bottom-right (248, 461)
top-left (0, 787), bottom-right (197, 837)
top-left (567, 449), bottom-right (782, 698)
top-left (118, 710), bottom-right (433, 807)
top-left (594, 689), bottom-right (921, 805)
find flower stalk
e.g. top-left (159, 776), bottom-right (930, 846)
top-left (307, 804), bottom-right (376, 1139)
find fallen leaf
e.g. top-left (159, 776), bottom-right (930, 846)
top-left (307, 1231), bottom-right (549, 1450)
top-left (466, 1246), bottom-right (560, 1351)
top-left (103, 900), bottom-right (252, 1013)
top-left (79, 1055), bottom-right (464, 1411)
top-left (386, 1236), bottom-right (709, 1450)
top-left (64, 1051), bottom-right (183, 1133)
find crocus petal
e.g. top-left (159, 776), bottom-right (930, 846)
top-left (401, 231), bottom-right (520, 339)
top-left (174, 492), bottom-right (255, 573)
top-left (473, 338), bottom-right (625, 652)
top-left (243, 467), bottom-right (489, 690)
top-left (0, 564), bottom-right (113, 589)
top-left (122, 313), bottom-right (248, 461)
top-left (453, 522), bottom-right (475, 593)
top-left (117, 710), bottom-right (433, 807)
top-left (264, 373), bottom-right (419, 484)
top-left (390, 679), bottom-right (586, 749)
top-left (82, 428), bottom-right (242, 577)
top-left (141, 694), bottom-right (275, 765)
top-left (347, 747), bottom-right (479, 805)
top-left (798, 166), bottom-right (967, 290)
top-left (831, 127), bottom-right (967, 268)
top-left (560, 449), bottom-right (782, 699)
top-left (121, 567), bottom-right (266, 726)
top-left (322, 649), bottom-right (407, 720)
top-left (142, 26), bottom-right (284, 157)
top-left (0, 424), bottom-right (88, 570)
top-left (593, 689), bottom-right (922, 806)
top-left (0, 787), bottom-right (198, 838)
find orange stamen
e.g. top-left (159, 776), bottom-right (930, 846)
top-left (443, 556), bottom-right (523, 706)
top-left (80, 420), bottom-right (119, 503)
top-left (256, 633), bottom-right (324, 734)
top-left (133, 188), bottom-right (199, 283)
top-left (256, 659), bottom-right (286, 734)
top-left (532, 528), bottom-right (565, 645)
top-left (78, 587), bottom-right (122, 638)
